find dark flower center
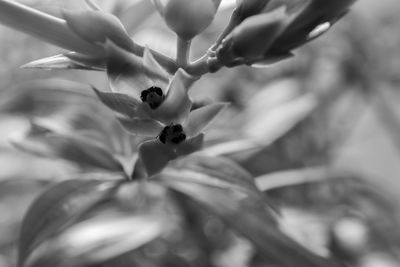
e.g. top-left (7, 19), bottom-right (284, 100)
top-left (159, 124), bottom-right (186, 144)
top-left (140, 86), bottom-right (164, 109)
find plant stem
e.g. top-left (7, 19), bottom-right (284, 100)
top-left (0, 0), bottom-right (103, 57)
top-left (176, 37), bottom-right (191, 68)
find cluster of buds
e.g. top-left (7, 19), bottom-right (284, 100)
top-left (214, 0), bottom-right (357, 67)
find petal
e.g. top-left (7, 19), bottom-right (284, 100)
top-left (118, 118), bottom-right (164, 136)
top-left (62, 9), bottom-right (134, 52)
top-left (92, 86), bottom-right (144, 118)
top-left (142, 47), bottom-right (170, 90)
top-left (138, 140), bottom-right (177, 176)
top-left (152, 69), bottom-right (192, 124)
top-left (105, 41), bottom-right (152, 99)
top-left (184, 103), bottom-right (228, 137)
top-left (175, 133), bottom-right (204, 157)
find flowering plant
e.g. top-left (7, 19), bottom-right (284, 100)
top-left (3, 1), bottom-right (395, 267)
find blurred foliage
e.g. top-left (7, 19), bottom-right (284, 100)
top-left (1, 0), bottom-right (400, 267)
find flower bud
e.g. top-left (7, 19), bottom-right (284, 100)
top-left (152, 0), bottom-right (222, 40)
top-left (268, 0), bottom-right (357, 52)
top-left (235, 0), bottom-right (270, 20)
top-left (62, 10), bottom-right (135, 53)
top-left (217, 7), bottom-right (290, 66)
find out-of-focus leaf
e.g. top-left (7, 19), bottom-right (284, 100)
top-left (165, 155), bottom-right (262, 197)
top-left (18, 179), bottom-right (122, 267)
top-left (119, 0), bottom-right (156, 33)
top-left (262, 169), bottom-right (400, 261)
top-left (21, 54), bottom-right (103, 71)
top-left (139, 139), bottom-right (177, 176)
top-left (0, 79), bottom-right (132, 157)
top-left (12, 132), bottom-right (124, 172)
top-left (158, 155), bottom-right (340, 267)
top-left (164, 179), bottom-right (340, 267)
top-left (244, 79), bottom-right (318, 141)
top-left (25, 215), bottom-right (163, 267)
top-left (24, 181), bottom-right (178, 267)
top-left (184, 103), bottom-right (228, 137)
top-left (0, 148), bottom-right (78, 182)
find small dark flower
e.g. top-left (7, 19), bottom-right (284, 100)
top-left (138, 103), bottom-right (227, 176)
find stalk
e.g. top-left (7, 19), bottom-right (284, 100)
top-left (0, 0), bottom-right (103, 57)
top-left (176, 37), bottom-right (191, 68)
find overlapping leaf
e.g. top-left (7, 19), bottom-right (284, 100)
top-left (21, 181), bottom-right (180, 267)
top-left (18, 179), bottom-right (123, 267)
top-left (0, 79), bottom-right (132, 157)
top-left (157, 155), bottom-right (341, 267)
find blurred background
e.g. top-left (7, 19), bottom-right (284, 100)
top-left (1, 0), bottom-right (400, 266)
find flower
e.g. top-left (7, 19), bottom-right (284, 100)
top-left (152, 0), bottom-right (222, 40)
top-left (93, 42), bottom-right (194, 132)
top-left (138, 103), bottom-right (227, 176)
top-left (215, 0), bottom-right (357, 67)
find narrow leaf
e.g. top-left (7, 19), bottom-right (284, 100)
top-left (21, 54), bottom-right (103, 71)
top-left (92, 87), bottom-right (143, 118)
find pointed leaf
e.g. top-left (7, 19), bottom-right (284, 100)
top-left (106, 41), bottom-right (152, 99)
top-left (92, 87), bottom-right (143, 118)
top-left (21, 54), bottom-right (103, 71)
top-left (175, 133), bottom-right (204, 156)
top-left (184, 103), bottom-right (227, 137)
top-left (139, 140), bottom-right (177, 176)
top-left (143, 47), bottom-right (170, 88)
top-left (152, 69), bottom-right (192, 124)
top-left (62, 9), bottom-right (134, 52)
top-left (64, 52), bottom-right (106, 70)
top-left (18, 179), bottom-right (121, 267)
top-left (118, 118), bottom-right (164, 136)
